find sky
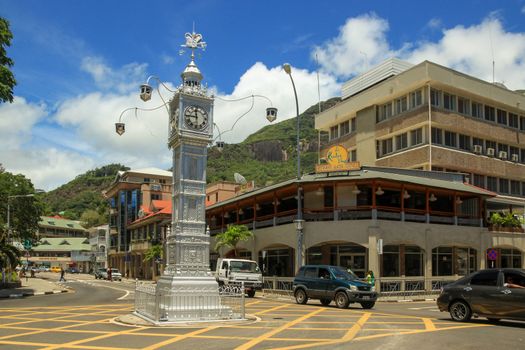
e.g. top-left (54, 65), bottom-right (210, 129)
top-left (1, 0), bottom-right (525, 191)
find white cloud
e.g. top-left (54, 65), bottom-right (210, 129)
top-left (81, 56), bottom-right (148, 93)
top-left (0, 97), bottom-right (46, 147)
top-left (427, 18), bottom-right (442, 30)
top-left (312, 13), bottom-right (395, 78)
top-left (213, 62), bottom-right (340, 144)
top-left (522, 5), bottom-right (525, 14)
top-left (404, 18), bottom-right (525, 89)
top-left (313, 13), bottom-right (525, 90)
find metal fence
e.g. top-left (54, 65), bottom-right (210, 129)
top-left (134, 281), bottom-right (245, 323)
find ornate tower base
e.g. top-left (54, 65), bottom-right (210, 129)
top-left (155, 275), bottom-right (232, 322)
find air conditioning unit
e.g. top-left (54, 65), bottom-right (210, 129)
top-left (511, 153), bottom-right (519, 162)
top-left (473, 144), bottom-right (482, 154)
top-left (486, 148), bottom-right (495, 157)
top-left (498, 151), bottom-right (508, 160)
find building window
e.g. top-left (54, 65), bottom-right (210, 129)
top-left (382, 245), bottom-right (400, 277)
top-left (521, 149), bottom-right (525, 164)
top-left (351, 118), bottom-right (356, 132)
top-left (350, 149), bottom-right (357, 162)
top-left (330, 125), bottom-right (338, 140)
top-left (395, 133), bottom-right (408, 150)
top-left (499, 178), bottom-right (509, 194)
top-left (380, 138), bottom-right (393, 156)
top-left (395, 96), bottom-right (408, 114)
top-left (458, 134), bottom-right (470, 151)
top-left (473, 137), bottom-right (483, 148)
top-left (484, 105), bottom-right (495, 122)
top-left (500, 249), bottom-right (522, 269)
top-left (430, 89), bottom-right (441, 107)
top-left (522, 182), bottom-right (525, 196)
top-left (410, 128), bottom-right (423, 146)
top-left (405, 246), bottom-right (423, 276)
top-left (431, 127), bottom-right (443, 145)
top-left (377, 103), bottom-right (393, 122)
top-left (432, 247), bottom-right (453, 276)
top-left (410, 90), bottom-right (422, 108)
top-left (444, 131), bottom-right (457, 147)
top-left (457, 97), bottom-right (469, 114)
top-left (485, 140), bottom-right (496, 152)
top-left (497, 109), bottom-right (508, 125)
top-left (144, 178), bottom-right (151, 183)
top-left (509, 113), bottom-right (519, 128)
top-left (510, 180), bottom-right (521, 195)
top-left (487, 176), bottom-right (497, 192)
top-left (473, 174), bottom-right (485, 188)
top-left (510, 146), bottom-right (519, 161)
top-left (339, 121), bottom-right (350, 136)
top-left (471, 102), bottom-right (483, 118)
top-left (151, 193), bottom-right (161, 200)
top-left (443, 93), bottom-right (456, 111)
top-left (520, 116), bottom-right (525, 131)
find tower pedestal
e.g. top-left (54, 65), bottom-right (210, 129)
top-left (155, 274), bottom-right (232, 321)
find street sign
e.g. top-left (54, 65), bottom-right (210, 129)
top-left (487, 248), bottom-right (498, 261)
top-left (23, 239), bottom-right (32, 250)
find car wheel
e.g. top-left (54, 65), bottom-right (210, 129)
top-left (247, 290), bottom-right (256, 298)
top-left (487, 318), bottom-right (501, 323)
top-left (449, 300), bottom-right (472, 322)
top-left (294, 289), bottom-right (308, 304)
top-left (360, 301), bottom-right (375, 309)
top-left (335, 292), bottom-right (350, 309)
top-left (320, 298), bottom-right (331, 306)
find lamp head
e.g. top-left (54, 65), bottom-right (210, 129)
top-left (115, 122), bottom-right (126, 136)
top-left (216, 141), bottom-right (225, 152)
top-left (139, 83), bottom-right (153, 102)
top-left (283, 63), bottom-right (292, 75)
top-left (266, 107), bottom-right (278, 123)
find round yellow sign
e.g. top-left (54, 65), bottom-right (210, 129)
top-left (326, 145), bottom-right (348, 165)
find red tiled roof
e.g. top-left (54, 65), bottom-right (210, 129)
top-left (151, 200), bottom-right (170, 210)
top-left (130, 201), bottom-right (172, 226)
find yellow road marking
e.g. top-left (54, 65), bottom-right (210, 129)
top-left (234, 307), bottom-right (325, 350)
top-left (254, 303), bottom-right (291, 315)
top-left (141, 326), bottom-right (217, 350)
top-left (423, 318), bottom-right (436, 330)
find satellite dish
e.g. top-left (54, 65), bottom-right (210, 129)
top-left (234, 172), bottom-right (247, 185)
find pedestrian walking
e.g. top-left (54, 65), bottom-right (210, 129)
top-left (366, 270), bottom-right (375, 285)
top-left (107, 267), bottom-right (112, 281)
top-left (59, 267), bottom-right (66, 282)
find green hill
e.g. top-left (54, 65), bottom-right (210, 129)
top-left (41, 164), bottom-right (129, 221)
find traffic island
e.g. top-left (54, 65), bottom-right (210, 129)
top-left (113, 313), bottom-right (259, 328)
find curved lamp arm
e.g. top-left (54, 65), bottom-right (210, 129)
top-left (115, 101), bottom-right (170, 136)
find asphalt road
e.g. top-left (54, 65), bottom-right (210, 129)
top-left (0, 275), bottom-right (524, 349)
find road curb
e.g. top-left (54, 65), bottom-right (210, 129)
top-left (0, 289), bottom-right (69, 299)
top-left (381, 298), bottom-right (436, 302)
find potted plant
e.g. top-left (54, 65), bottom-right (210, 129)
top-left (489, 213), bottom-right (503, 231)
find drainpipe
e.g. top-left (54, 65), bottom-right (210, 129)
top-left (427, 83), bottom-right (432, 170)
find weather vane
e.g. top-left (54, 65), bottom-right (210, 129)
top-left (180, 30), bottom-right (206, 59)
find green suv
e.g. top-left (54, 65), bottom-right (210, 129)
top-left (293, 265), bottom-right (378, 309)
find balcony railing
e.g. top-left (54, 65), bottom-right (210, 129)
top-left (209, 207), bottom-right (482, 234)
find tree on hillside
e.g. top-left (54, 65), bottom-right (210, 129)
top-left (0, 17), bottom-right (16, 103)
top-left (0, 171), bottom-right (44, 243)
top-left (214, 224), bottom-right (253, 257)
top-left (80, 209), bottom-right (106, 228)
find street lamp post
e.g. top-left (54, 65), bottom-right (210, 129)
top-left (283, 63), bottom-right (305, 270)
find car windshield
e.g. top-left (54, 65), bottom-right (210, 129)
top-left (229, 261), bottom-right (260, 273)
top-left (111, 269), bottom-right (120, 273)
top-left (329, 266), bottom-right (359, 280)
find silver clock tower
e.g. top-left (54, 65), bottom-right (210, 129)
top-left (154, 31), bottom-right (229, 321)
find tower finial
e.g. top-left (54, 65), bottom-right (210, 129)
top-left (182, 30), bottom-right (206, 61)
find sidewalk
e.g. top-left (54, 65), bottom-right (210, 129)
top-left (0, 276), bottom-right (69, 299)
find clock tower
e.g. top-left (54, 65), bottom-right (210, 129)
top-left (155, 31), bottom-right (230, 321)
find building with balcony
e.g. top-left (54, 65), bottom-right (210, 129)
top-left (89, 224), bottom-right (108, 271)
top-left (126, 200), bottom-right (171, 280)
top-left (103, 167), bottom-right (172, 274)
top-left (38, 216), bottom-right (87, 238)
top-left (315, 59), bottom-right (525, 217)
top-left (29, 237), bottom-right (92, 271)
top-left (206, 166), bottom-right (525, 292)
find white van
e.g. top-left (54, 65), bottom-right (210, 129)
top-left (215, 258), bottom-right (263, 297)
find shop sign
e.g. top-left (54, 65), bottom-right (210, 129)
top-left (316, 145), bottom-right (360, 173)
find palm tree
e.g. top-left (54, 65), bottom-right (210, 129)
top-left (0, 234), bottom-right (21, 271)
top-left (214, 224), bottom-right (253, 257)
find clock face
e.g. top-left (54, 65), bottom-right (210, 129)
top-left (184, 105), bottom-right (208, 130)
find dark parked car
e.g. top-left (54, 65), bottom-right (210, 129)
top-left (437, 268), bottom-right (525, 322)
top-left (67, 267), bottom-right (80, 274)
top-left (293, 265), bottom-right (378, 309)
